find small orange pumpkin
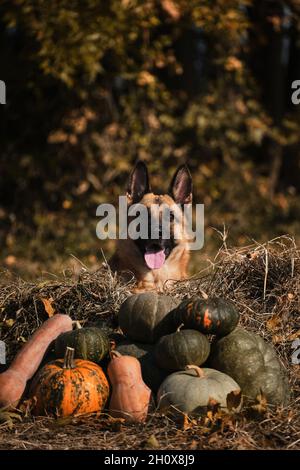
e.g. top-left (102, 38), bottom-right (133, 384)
top-left (108, 351), bottom-right (151, 423)
top-left (30, 347), bottom-right (109, 417)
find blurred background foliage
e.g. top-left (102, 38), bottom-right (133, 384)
top-left (0, 0), bottom-right (299, 276)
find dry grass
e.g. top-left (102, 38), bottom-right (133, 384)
top-left (0, 235), bottom-right (299, 450)
top-left (0, 267), bottom-right (134, 362)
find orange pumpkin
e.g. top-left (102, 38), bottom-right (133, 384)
top-left (108, 351), bottom-right (151, 423)
top-left (30, 347), bottom-right (109, 417)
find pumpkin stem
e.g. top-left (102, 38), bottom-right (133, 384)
top-left (185, 365), bottom-right (205, 378)
top-left (110, 350), bottom-right (122, 359)
top-left (109, 340), bottom-right (117, 360)
top-left (63, 347), bottom-right (75, 369)
top-left (177, 323), bottom-right (185, 332)
top-left (72, 321), bottom-right (82, 330)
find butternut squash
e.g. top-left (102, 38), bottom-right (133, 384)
top-left (0, 314), bottom-right (73, 407)
top-left (108, 351), bottom-right (151, 423)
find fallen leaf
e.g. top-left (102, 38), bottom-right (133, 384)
top-left (251, 392), bottom-right (268, 414)
top-left (220, 414), bottom-right (235, 433)
top-left (144, 434), bottom-right (160, 449)
top-left (107, 416), bottom-right (124, 432)
top-left (226, 389), bottom-right (242, 411)
top-left (266, 315), bottom-right (282, 332)
top-left (40, 298), bottom-right (55, 317)
top-left (189, 440), bottom-right (198, 450)
top-left (207, 398), bottom-right (220, 415)
top-left (182, 413), bottom-right (197, 431)
top-left (288, 330), bottom-right (300, 341)
top-left (51, 416), bottom-right (74, 427)
top-left (0, 407), bottom-right (22, 430)
top-left (107, 416), bottom-right (125, 432)
top-left (272, 334), bottom-right (285, 344)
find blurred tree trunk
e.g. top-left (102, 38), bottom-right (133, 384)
top-left (269, 142), bottom-right (283, 200)
top-left (249, 1), bottom-right (293, 199)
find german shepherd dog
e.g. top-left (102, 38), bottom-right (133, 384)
top-left (109, 161), bottom-right (192, 291)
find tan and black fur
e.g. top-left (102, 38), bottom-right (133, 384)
top-left (109, 161), bottom-right (192, 291)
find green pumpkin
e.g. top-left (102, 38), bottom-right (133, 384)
top-left (170, 297), bottom-right (239, 337)
top-left (208, 327), bottom-right (290, 405)
top-left (116, 340), bottom-right (168, 393)
top-left (54, 327), bottom-right (109, 364)
top-left (118, 292), bottom-right (179, 343)
top-left (157, 366), bottom-right (242, 415)
top-left (154, 329), bottom-right (210, 371)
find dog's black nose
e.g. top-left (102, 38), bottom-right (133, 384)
top-left (146, 242), bottom-right (162, 252)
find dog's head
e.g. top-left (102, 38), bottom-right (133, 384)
top-left (126, 161), bottom-right (192, 270)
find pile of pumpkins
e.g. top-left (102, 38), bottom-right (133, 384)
top-left (0, 292), bottom-right (290, 423)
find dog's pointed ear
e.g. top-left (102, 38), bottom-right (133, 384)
top-left (127, 160), bottom-right (151, 203)
top-left (169, 164), bottom-right (192, 205)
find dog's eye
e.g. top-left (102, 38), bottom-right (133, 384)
top-left (169, 213), bottom-right (175, 222)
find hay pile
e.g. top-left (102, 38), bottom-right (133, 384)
top-left (0, 235), bottom-right (299, 450)
top-left (0, 268), bottom-right (134, 361)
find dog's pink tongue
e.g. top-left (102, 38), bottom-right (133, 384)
top-left (144, 249), bottom-right (166, 270)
